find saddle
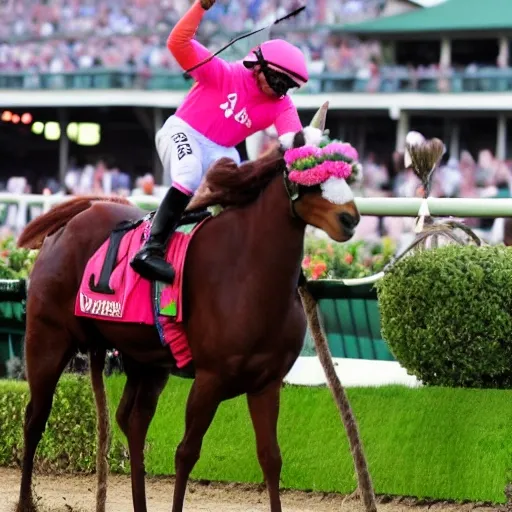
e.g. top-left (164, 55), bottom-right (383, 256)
top-left (89, 209), bottom-right (211, 295)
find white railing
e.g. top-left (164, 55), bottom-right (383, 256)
top-left (2, 193), bottom-right (505, 388)
top-left (2, 193), bottom-right (512, 232)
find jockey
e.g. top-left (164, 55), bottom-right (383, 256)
top-left (130, 0), bottom-right (309, 284)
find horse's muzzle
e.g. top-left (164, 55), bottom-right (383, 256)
top-left (338, 212), bottom-right (359, 236)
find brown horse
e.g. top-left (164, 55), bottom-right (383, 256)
top-left (15, 103), bottom-right (360, 512)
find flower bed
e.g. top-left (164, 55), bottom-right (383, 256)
top-left (302, 235), bottom-right (396, 280)
top-left (0, 236), bottom-right (37, 280)
top-left (0, 231), bottom-right (395, 284)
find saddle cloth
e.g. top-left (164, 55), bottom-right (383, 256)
top-left (74, 216), bottom-right (210, 368)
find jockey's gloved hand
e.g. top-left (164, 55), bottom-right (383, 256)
top-left (200, 0), bottom-right (216, 10)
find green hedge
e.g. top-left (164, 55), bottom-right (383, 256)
top-left (0, 376), bottom-right (127, 472)
top-left (377, 245), bottom-right (512, 388)
top-left (1, 376), bottom-right (512, 503)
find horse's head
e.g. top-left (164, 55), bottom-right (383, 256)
top-left (280, 102), bottom-right (361, 242)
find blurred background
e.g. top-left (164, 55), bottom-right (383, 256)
top-left (1, 0), bottom-right (512, 246)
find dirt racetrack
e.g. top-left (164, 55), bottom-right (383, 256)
top-left (0, 468), bottom-right (501, 512)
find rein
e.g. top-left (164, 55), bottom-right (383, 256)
top-left (283, 171), bottom-right (300, 219)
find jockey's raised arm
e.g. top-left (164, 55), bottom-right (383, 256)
top-left (167, 0), bottom-right (229, 85)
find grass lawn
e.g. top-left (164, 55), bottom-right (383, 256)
top-left (106, 376), bottom-right (512, 503)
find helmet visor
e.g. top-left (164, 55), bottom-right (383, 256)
top-left (263, 67), bottom-right (300, 97)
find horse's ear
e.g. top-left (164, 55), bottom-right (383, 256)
top-left (297, 101), bottom-right (330, 148)
top-left (292, 131), bottom-right (306, 148)
top-left (309, 101), bottom-right (329, 132)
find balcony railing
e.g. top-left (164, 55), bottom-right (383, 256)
top-left (1, 67), bottom-right (511, 94)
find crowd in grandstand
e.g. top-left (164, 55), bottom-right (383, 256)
top-left (2, 0), bottom-right (505, 96)
top-left (0, 0), bottom-right (386, 78)
top-left (1, 0), bottom-right (385, 40)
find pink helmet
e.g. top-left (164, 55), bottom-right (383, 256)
top-left (243, 39), bottom-right (309, 87)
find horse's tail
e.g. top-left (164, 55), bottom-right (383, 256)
top-left (89, 347), bottom-right (110, 512)
top-left (17, 196), bottom-right (131, 249)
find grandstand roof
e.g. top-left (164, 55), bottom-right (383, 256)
top-left (408, 0), bottom-right (446, 6)
top-left (342, 0), bottom-right (512, 38)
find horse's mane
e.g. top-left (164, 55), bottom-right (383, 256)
top-left (18, 195), bottom-right (131, 250)
top-left (19, 146), bottom-right (286, 249)
top-left (188, 145), bottom-right (286, 211)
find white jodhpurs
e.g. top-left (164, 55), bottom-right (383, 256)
top-left (155, 115), bottom-right (241, 194)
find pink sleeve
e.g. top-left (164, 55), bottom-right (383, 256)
top-left (187, 40), bottom-right (231, 85)
top-left (166, 0), bottom-right (230, 86)
top-left (274, 100), bottom-right (303, 137)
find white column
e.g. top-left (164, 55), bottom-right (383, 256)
top-left (498, 37), bottom-right (509, 68)
top-left (443, 118), bottom-right (450, 145)
top-left (339, 123), bottom-right (347, 142)
top-left (395, 110), bottom-right (409, 152)
top-left (357, 120), bottom-right (366, 160)
top-left (58, 108), bottom-right (69, 187)
top-left (153, 108), bottom-right (164, 185)
top-left (449, 121), bottom-right (460, 159)
top-left (496, 114), bottom-right (507, 161)
top-left (440, 37), bottom-right (452, 68)
top-left (383, 40), bottom-right (396, 64)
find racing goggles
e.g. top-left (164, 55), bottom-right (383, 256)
top-left (263, 67), bottom-right (299, 97)
top-left (246, 48), bottom-right (300, 97)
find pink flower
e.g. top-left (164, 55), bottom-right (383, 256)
top-left (284, 146), bottom-right (322, 166)
top-left (311, 261), bottom-right (327, 280)
top-left (289, 166), bottom-right (330, 185)
top-left (322, 142), bottom-right (359, 162)
top-left (302, 255), bottom-right (312, 268)
top-left (288, 161), bottom-right (352, 185)
top-left (318, 160), bottom-right (353, 179)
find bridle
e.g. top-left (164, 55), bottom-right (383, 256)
top-left (283, 168), bottom-right (301, 219)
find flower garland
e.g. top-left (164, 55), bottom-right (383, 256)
top-left (284, 140), bottom-right (361, 186)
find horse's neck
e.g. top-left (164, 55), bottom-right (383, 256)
top-left (244, 174), bottom-right (305, 287)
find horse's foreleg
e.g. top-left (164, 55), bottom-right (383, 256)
top-left (172, 375), bottom-right (222, 512)
top-left (247, 381), bottom-right (283, 512)
top-left (115, 371), bottom-right (139, 439)
top-left (124, 367), bottom-right (169, 512)
top-left (17, 327), bottom-right (75, 512)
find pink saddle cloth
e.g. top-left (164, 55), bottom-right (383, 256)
top-left (75, 218), bottom-right (208, 368)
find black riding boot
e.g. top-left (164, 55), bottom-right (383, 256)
top-left (130, 186), bottom-right (191, 283)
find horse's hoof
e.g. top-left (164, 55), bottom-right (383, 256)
top-left (15, 499), bottom-right (38, 512)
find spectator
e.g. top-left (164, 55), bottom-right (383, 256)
top-left (0, 0), bottom-right (387, 80)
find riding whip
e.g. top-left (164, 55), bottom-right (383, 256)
top-left (183, 4), bottom-right (306, 79)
